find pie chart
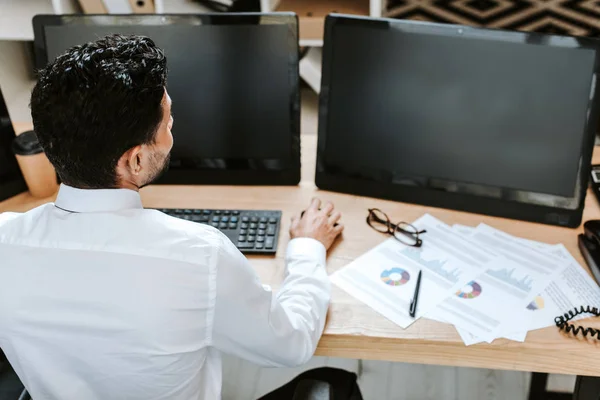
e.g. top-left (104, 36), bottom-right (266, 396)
top-left (380, 267), bottom-right (410, 286)
top-left (527, 295), bottom-right (545, 310)
top-left (455, 281), bottom-right (482, 299)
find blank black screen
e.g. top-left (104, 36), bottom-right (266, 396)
top-left (325, 25), bottom-right (596, 197)
top-left (44, 24), bottom-right (292, 164)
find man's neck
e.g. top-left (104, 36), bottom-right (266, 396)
top-left (118, 181), bottom-right (140, 192)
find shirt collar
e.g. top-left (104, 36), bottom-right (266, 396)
top-left (54, 184), bottom-right (143, 213)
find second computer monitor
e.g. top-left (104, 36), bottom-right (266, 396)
top-left (33, 13), bottom-right (300, 185)
top-left (317, 14), bottom-right (600, 227)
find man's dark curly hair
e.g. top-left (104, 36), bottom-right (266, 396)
top-left (30, 34), bottom-right (167, 188)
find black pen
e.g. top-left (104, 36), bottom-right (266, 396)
top-left (409, 270), bottom-right (422, 318)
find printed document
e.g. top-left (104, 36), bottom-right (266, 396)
top-left (330, 214), bottom-right (483, 328)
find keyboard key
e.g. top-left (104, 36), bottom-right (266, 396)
top-left (230, 216), bottom-right (239, 223)
top-left (200, 217), bottom-right (209, 223)
top-left (183, 215), bottom-right (192, 221)
top-left (238, 235), bottom-right (246, 242)
top-left (259, 217), bottom-right (268, 223)
top-left (175, 209), bottom-right (184, 214)
top-left (242, 216), bottom-right (249, 223)
top-left (248, 236), bottom-right (256, 242)
top-left (184, 209), bottom-right (192, 215)
top-left (211, 222), bottom-right (219, 228)
top-left (212, 216), bottom-right (220, 223)
top-left (203, 210), bottom-right (211, 215)
top-left (250, 217), bottom-right (258, 223)
top-left (232, 211), bottom-right (240, 215)
top-left (268, 217), bottom-right (277, 224)
top-left (249, 229), bottom-right (257, 236)
top-left (241, 223), bottom-right (249, 229)
top-left (219, 222), bottom-right (228, 229)
top-left (240, 229), bottom-right (248, 235)
top-left (193, 209), bottom-right (202, 215)
top-left (266, 237), bottom-right (275, 249)
top-left (228, 223), bottom-right (237, 229)
top-left (255, 242), bottom-right (264, 249)
top-left (192, 215), bottom-right (203, 222)
top-left (267, 225), bottom-right (276, 236)
top-left (221, 216), bottom-right (229, 222)
top-left (237, 241), bottom-right (254, 249)
top-left (257, 236), bottom-right (265, 242)
top-left (223, 211), bottom-right (231, 215)
top-left (250, 223), bottom-right (258, 229)
top-left (258, 229), bottom-right (266, 236)
top-left (214, 210), bottom-right (222, 215)
top-left (258, 223), bottom-right (267, 230)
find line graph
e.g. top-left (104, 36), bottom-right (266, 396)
top-left (400, 247), bottom-right (460, 283)
top-left (487, 268), bottom-right (533, 292)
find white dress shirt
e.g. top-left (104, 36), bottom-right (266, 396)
top-left (0, 184), bottom-right (330, 400)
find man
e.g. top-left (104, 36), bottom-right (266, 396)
top-left (0, 34), bottom-right (343, 399)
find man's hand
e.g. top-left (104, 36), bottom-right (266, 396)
top-left (290, 198), bottom-right (344, 250)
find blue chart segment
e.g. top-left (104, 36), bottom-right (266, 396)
top-left (487, 268), bottom-right (533, 292)
top-left (380, 268), bottom-right (411, 286)
top-left (527, 295), bottom-right (545, 310)
top-left (401, 247), bottom-right (460, 283)
top-left (456, 281), bottom-right (482, 299)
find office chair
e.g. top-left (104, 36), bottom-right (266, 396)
top-left (260, 367), bottom-right (363, 400)
top-left (0, 350), bottom-right (29, 400)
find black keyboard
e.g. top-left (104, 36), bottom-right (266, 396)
top-left (155, 208), bottom-right (282, 254)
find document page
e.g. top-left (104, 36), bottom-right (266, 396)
top-left (427, 224), bottom-right (565, 341)
top-left (445, 224), bottom-right (597, 345)
top-left (330, 214), bottom-right (483, 328)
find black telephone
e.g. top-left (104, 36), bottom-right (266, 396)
top-left (554, 171), bottom-right (600, 339)
top-left (578, 220), bottom-right (600, 286)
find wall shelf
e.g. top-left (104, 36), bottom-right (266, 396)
top-left (273, 0), bottom-right (371, 46)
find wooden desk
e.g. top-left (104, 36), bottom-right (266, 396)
top-left (4, 122), bottom-right (600, 381)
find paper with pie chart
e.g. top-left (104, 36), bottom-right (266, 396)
top-left (330, 214), bottom-right (486, 328)
top-left (426, 254), bottom-right (542, 341)
top-left (445, 224), bottom-right (598, 345)
top-left (494, 241), bottom-right (600, 334)
top-left (427, 221), bottom-right (569, 341)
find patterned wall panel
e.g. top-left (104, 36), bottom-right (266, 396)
top-left (386, 0), bottom-right (600, 36)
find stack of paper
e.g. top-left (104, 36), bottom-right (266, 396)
top-left (330, 214), bottom-right (600, 345)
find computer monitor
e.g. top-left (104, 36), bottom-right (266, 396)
top-left (0, 88), bottom-right (26, 202)
top-left (33, 13), bottom-right (300, 185)
top-left (317, 14), bottom-right (600, 227)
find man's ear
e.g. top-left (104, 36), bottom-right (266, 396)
top-left (118, 145), bottom-right (144, 177)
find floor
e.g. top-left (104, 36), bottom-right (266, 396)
top-left (218, 86), bottom-right (578, 400)
top-left (221, 354), bottom-right (578, 400)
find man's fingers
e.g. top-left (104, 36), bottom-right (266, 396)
top-left (291, 213), bottom-right (302, 225)
top-left (328, 210), bottom-right (342, 225)
top-left (333, 223), bottom-right (344, 235)
top-left (308, 197), bottom-right (321, 212)
top-left (320, 201), bottom-right (334, 216)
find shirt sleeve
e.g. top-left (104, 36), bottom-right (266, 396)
top-left (211, 236), bottom-right (330, 368)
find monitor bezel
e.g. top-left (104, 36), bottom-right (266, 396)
top-left (32, 13), bottom-right (301, 186)
top-left (316, 14), bottom-right (600, 227)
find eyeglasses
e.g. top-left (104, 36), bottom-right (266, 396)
top-left (366, 208), bottom-right (426, 247)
